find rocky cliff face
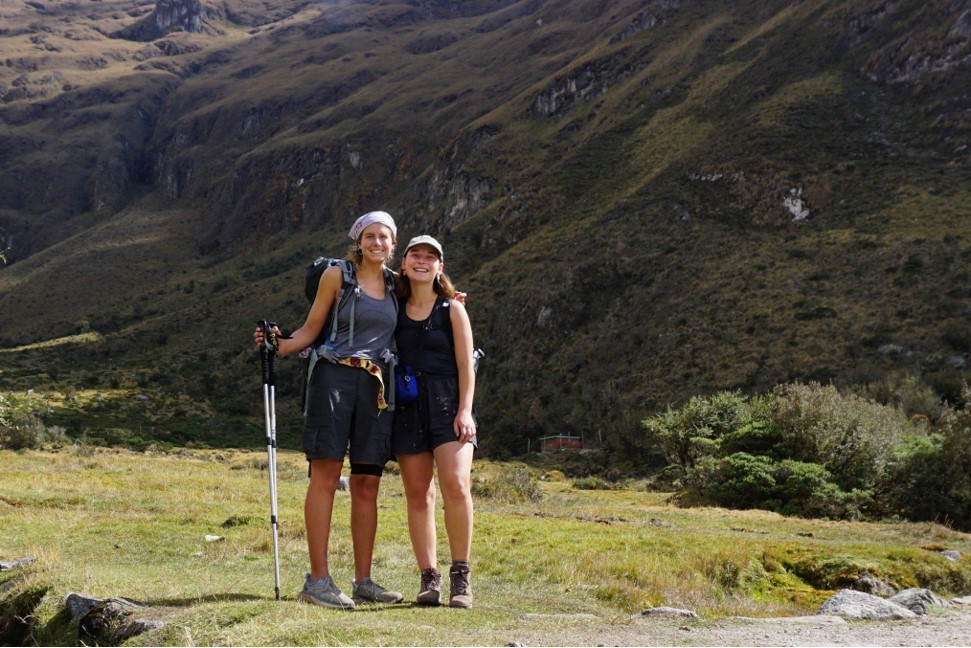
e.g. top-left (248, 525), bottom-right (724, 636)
top-left (114, 0), bottom-right (217, 42)
top-left (8, 0), bottom-right (966, 261)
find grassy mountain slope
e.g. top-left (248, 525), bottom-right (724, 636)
top-left (1, 0), bottom-right (969, 456)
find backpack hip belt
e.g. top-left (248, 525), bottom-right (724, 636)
top-left (304, 345), bottom-right (398, 415)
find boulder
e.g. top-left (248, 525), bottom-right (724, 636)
top-left (64, 593), bottom-right (164, 645)
top-left (855, 570), bottom-right (896, 597)
top-left (0, 557), bottom-right (36, 571)
top-left (890, 588), bottom-right (953, 615)
top-left (817, 589), bottom-right (917, 620)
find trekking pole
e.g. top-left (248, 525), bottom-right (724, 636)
top-left (258, 320), bottom-right (282, 601)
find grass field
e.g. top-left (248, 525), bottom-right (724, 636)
top-left (2, 447), bottom-right (970, 646)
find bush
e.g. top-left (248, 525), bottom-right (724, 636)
top-left (644, 383), bottom-right (921, 520)
top-left (772, 459), bottom-right (869, 519)
top-left (572, 476), bottom-right (626, 490)
top-left (0, 412), bottom-right (66, 451)
top-left (717, 419), bottom-right (785, 458)
top-left (879, 386), bottom-right (971, 530)
top-left (941, 320), bottom-right (971, 352)
top-left (770, 382), bottom-right (913, 491)
top-left (692, 452), bottom-right (776, 509)
top-left (692, 453), bottom-right (870, 519)
top-left (856, 372), bottom-right (943, 420)
top-left (643, 390), bottom-right (749, 470)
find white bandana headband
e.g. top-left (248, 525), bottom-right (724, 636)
top-left (348, 211), bottom-right (397, 240)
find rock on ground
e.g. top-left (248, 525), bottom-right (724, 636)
top-left (817, 588), bottom-right (917, 620)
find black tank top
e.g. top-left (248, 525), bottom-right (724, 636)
top-left (395, 297), bottom-right (457, 375)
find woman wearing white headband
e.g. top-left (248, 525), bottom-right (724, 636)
top-left (255, 210), bottom-right (403, 609)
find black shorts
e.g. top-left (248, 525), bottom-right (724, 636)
top-left (392, 374), bottom-right (477, 455)
top-left (303, 361), bottom-right (392, 466)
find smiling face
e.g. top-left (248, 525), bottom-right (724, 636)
top-left (401, 243), bottom-right (443, 285)
top-left (357, 223), bottom-right (396, 266)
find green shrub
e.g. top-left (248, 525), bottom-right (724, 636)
top-left (941, 320), bottom-right (971, 352)
top-left (772, 459), bottom-right (869, 520)
top-left (692, 453), bottom-right (870, 519)
top-left (645, 384), bottom-right (917, 520)
top-left (642, 390), bottom-right (749, 470)
top-left (856, 372), bottom-right (943, 419)
top-left (926, 369), bottom-right (966, 405)
top-left (471, 463), bottom-right (543, 503)
top-left (0, 411), bottom-right (66, 451)
top-left (880, 387), bottom-right (971, 531)
top-left (572, 476), bottom-right (627, 490)
top-left (692, 452), bottom-right (776, 509)
top-left (770, 382), bottom-right (913, 491)
top-left (718, 420), bottom-right (785, 457)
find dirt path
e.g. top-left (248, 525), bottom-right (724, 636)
top-left (503, 606), bottom-right (971, 646)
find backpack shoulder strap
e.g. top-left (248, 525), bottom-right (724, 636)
top-left (383, 267), bottom-right (399, 313)
top-left (326, 260), bottom-right (358, 345)
top-left (425, 296), bottom-right (453, 346)
top-left (338, 259), bottom-right (356, 286)
top-left (436, 298), bottom-right (482, 371)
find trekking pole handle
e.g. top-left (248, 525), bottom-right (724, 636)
top-left (258, 320), bottom-right (277, 387)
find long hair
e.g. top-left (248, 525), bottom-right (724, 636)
top-left (397, 268), bottom-right (457, 303)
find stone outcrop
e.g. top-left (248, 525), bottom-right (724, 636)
top-left (527, 53), bottom-right (641, 118)
top-left (415, 125), bottom-right (500, 235)
top-left (890, 588), bottom-right (955, 615)
top-left (0, 557), bottom-right (36, 571)
top-left (854, 570), bottom-right (896, 597)
top-left (639, 606), bottom-right (700, 619)
top-left (114, 0), bottom-right (217, 42)
top-left (817, 589), bottom-right (917, 620)
top-left (65, 593), bottom-right (165, 645)
top-left (860, 5), bottom-right (971, 83)
top-left (611, 11), bottom-right (660, 44)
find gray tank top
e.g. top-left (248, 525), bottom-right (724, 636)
top-left (329, 287), bottom-right (397, 365)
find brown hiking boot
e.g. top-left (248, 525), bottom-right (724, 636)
top-left (449, 564), bottom-right (473, 609)
top-left (416, 568), bottom-right (441, 606)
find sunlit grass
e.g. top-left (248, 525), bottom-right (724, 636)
top-left (2, 449), bottom-right (969, 646)
top-left (0, 332), bottom-right (102, 353)
top-left (751, 72), bottom-right (845, 129)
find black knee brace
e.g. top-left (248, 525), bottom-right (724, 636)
top-left (350, 462), bottom-right (384, 477)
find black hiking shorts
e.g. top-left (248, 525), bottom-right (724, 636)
top-left (303, 361), bottom-right (392, 467)
top-left (392, 373), bottom-right (477, 455)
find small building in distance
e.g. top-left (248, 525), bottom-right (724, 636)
top-left (539, 434), bottom-right (583, 452)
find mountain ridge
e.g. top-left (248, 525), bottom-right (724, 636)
top-left (1, 0), bottom-right (969, 456)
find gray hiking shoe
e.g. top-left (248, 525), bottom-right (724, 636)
top-left (449, 564), bottom-right (473, 609)
top-left (352, 577), bottom-right (404, 604)
top-left (416, 567), bottom-right (442, 606)
top-left (297, 574), bottom-right (355, 610)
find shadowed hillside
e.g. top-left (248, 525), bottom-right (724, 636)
top-left (0, 0), bottom-right (969, 456)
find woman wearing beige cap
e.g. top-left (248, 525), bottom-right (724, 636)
top-left (393, 234), bottom-right (477, 609)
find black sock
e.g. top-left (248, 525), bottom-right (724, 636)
top-left (452, 560), bottom-right (469, 568)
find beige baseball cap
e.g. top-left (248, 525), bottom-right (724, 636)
top-left (403, 235), bottom-right (444, 260)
